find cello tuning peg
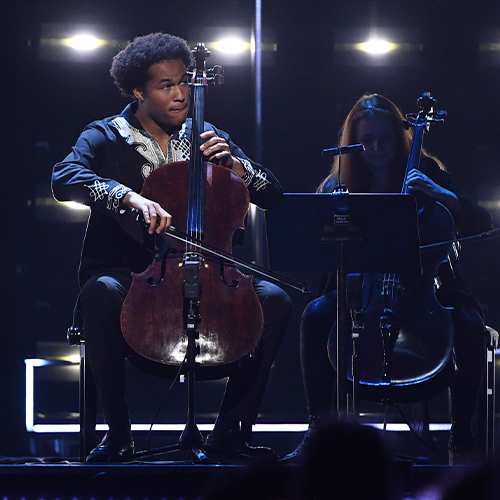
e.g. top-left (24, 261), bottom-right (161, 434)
top-left (208, 65), bottom-right (224, 86)
top-left (404, 113), bottom-right (417, 127)
top-left (429, 109), bottom-right (446, 123)
top-left (214, 74), bottom-right (224, 86)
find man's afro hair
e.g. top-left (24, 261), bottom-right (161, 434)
top-left (110, 32), bottom-right (193, 97)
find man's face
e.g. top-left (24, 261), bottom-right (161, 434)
top-left (137, 59), bottom-right (190, 132)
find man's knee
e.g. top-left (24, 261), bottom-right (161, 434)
top-left (256, 281), bottom-right (292, 321)
top-left (79, 275), bottom-right (129, 319)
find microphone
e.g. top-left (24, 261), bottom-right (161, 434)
top-left (322, 143), bottom-right (365, 157)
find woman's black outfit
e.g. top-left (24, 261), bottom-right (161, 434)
top-left (296, 159), bottom-right (492, 464)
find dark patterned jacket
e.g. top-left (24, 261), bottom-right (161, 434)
top-left (52, 102), bottom-right (283, 286)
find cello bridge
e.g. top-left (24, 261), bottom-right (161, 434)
top-left (182, 252), bottom-right (206, 267)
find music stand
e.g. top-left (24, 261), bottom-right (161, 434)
top-left (266, 192), bottom-right (422, 419)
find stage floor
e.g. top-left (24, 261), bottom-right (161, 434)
top-left (0, 458), bottom-right (481, 500)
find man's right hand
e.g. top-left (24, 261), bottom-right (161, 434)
top-left (123, 191), bottom-right (172, 234)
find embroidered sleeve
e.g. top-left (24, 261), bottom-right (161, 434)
top-left (200, 121), bottom-right (283, 209)
top-left (84, 181), bottom-right (132, 212)
top-left (52, 124), bottom-right (135, 213)
top-left (238, 157), bottom-right (270, 191)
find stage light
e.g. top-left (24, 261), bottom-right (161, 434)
top-left (480, 28), bottom-right (500, 66)
top-left (25, 358), bottom-right (60, 432)
top-left (334, 28), bottom-right (422, 66)
top-left (27, 353), bottom-right (466, 434)
top-left (356, 38), bottom-right (397, 55)
top-left (189, 27), bottom-right (276, 66)
top-left (34, 183), bottom-right (89, 222)
top-left (211, 37), bottom-right (251, 54)
top-left (39, 23), bottom-right (130, 62)
top-left (61, 201), bottom-right (90, 211)
top-left (63, 34), bottom-right (105, 51)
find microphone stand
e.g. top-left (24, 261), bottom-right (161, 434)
top-left (177, 258), bottom-right (209, 461)
top-left (322, 143), bottom-right (363, 420)
top-left (131, 257), bottom-right (209, 463)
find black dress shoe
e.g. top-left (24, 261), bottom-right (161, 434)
top-left (204, 425), bottom-right (278, 464)
top-left (86, 432), bottom-right (135, 463)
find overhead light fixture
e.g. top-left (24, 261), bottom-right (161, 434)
top-left (334, 28), bottom-right (422, 66)
top-left (480, 28), bottom-right (500, 66)
top-left (356, 38), bottom-right (397, 55)
top-left (189, 27), bottom-right (277, 66)
top-left (62, 34), bottom-right (106, 51)
top-left (210, 37), bottom-right (251, 54)
top-left (39, 23), bottom-right (130, 62)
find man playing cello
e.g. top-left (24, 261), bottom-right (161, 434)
top-left (52, 32), bottom-right (291, 463)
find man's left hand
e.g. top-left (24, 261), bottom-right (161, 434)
top-left (200, 130), bottom-right (237, 168)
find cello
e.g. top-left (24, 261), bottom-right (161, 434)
top-left (328, 92), bottom-right (456, 404)
top-left (121, 44), bottom-right (264, 368)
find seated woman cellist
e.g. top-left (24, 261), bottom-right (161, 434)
top-left (284, 93), bottom-right (491, 465)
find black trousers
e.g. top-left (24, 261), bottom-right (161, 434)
top-left (78, 270), bottom-right (292, 433)
top-left (300, 287), bottom-right (487, 424)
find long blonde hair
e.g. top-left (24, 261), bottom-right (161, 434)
top-left (318, 94), bottom-right (444, 193)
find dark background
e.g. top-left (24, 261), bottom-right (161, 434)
top-left (1, 0), bottom-right (500, 457)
